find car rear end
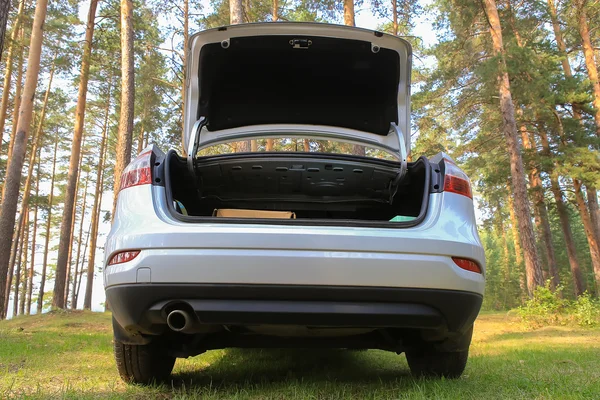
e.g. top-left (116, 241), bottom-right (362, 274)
top-left (105, 22), bottom-right (484, 384)
top-left (105, 147), bottom-right (484, 346)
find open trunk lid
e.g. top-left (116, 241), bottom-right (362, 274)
top-left (184, 22), bottom-right (412, 160)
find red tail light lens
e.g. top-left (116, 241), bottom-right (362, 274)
top-left (108, 250), bottom-right (140, 266)
top-left (443, 160), bottom-right (473, 199)
top-left (119, 151), bottom-right (152, 192)
top-left (452, 257), bottom-right (482, 273)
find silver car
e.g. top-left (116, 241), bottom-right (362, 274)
top-left (105, 22), bottom-right (485, 384)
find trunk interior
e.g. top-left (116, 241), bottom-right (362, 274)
top-left (164, 152), bottom-right (431, 226)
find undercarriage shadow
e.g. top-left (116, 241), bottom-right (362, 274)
top-left (169, 348), bottom-right (410, 389)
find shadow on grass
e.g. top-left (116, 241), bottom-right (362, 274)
top-left (481, 325), bottom-right (600, 344)
top-left (170, 348), bottom-right (410, 389)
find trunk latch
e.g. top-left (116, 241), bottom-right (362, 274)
top-left (290, 39), bottom-right (312, 49)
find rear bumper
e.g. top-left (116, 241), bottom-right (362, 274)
top-left (107, 284), bottom-right (482, 345)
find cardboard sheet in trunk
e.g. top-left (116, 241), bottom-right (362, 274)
top-left (213, 209), bottom-right (296, 219)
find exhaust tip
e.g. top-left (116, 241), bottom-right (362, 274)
top-left (167, 309), bottom-right (191, 332)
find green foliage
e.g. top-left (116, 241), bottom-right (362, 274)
top-left (518, 281), bottom-right (567, 328)
top-left (571, 293), bottom-right (600, 327)
top-left (518, 283), bottom-right (600, 328)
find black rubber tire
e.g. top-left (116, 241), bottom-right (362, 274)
top-left (114, 337), bottom-right (176, 384)
top-left (405, 347), bottom-right (469, 379)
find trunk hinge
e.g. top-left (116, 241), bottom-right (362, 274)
top-left (388, 123), bottom-right (408, 203)
top-left (187, 116), bottom-right (208, 178)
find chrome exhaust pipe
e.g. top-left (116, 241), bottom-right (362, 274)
top-left (166, 309), bottom-right (194, 332)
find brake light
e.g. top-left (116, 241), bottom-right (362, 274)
top-left (108, 250), bottom-right (140, 266)
top-left (119, 151), bottom-right (152, 192)
top-left (443, 160), bottom-right (472, 199)
top-left (452, 257), bottom-right (481, 273)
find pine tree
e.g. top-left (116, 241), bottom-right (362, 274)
top-left (0, 0), bottom-right (50, 318)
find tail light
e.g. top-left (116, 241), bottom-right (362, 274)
top-left (452, 257), bottom-right (482, 273)
top-left (443, 159), bottom-right (472, 199)
top-left (119, 151), bottom-right (152, 192)
top-left (108, 250), bottom-right (140, 266)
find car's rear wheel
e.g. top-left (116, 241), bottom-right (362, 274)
top-left (405, 347), bottom-right (469, 378)
top-left (113, 338), bottom-right (176, 384)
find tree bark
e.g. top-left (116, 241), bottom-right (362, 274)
top-left (519, 121), bottom-right (559, 288)
top-left (112, 0), bottom-right (135, 217)
top-left (392, 0), bottom-right (398, 35)
top-left (180, 0), bottom-right (188, 156)
top-left (18, 214), bottom-right (28, 316)
top-left (230, 0), bottom-right (243, 24)
top-left (575, 0), bottom-right (600, 137)
top-left (37, 136), bottom-right (58, 313)
top-left (483, 0), bottom-right (543, 295)
top-left (26, 152), bottom-right (41, 315)
top-left (76, 222), bottom-right (92, 306)
top-left (0, 0), bottom-right (11, 62)
top-left (272, 0), bottom-right (278, 21)
top-left (343, 0), bottom-right (355, 26)
top-left (574, 179), bottom-right (600, 294)
top-left (0, 0), bottom-right (25, 157)
top-left (84, 81), bottom-right (111, 310)
top-left (15, 211), bottom-right (28, 317)
top-left (2, 27), bottom-right (24, 189)
top-left (52, 0), bottom-right (98, 309)
top-left (64, 135), bottom-right (87, 307)
top-left (4, 62), bottom-right (54, 316)
top-left (71, 172), bottom-right (90, 309)
top-left (551, 176), bottom-right (586, 295)
top-left (0, 0), bottom-right (49, 318)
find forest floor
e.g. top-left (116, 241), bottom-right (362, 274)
top-left (1, 310), bottom-right (599, 399)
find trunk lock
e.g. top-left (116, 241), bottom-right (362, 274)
top-left (290, 39), bottom-right (312, 49)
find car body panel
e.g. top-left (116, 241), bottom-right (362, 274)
top-left (104, 185), bottom-right (485, 295)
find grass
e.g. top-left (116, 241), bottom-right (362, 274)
top-left (1, 311), bottom-right (600, 399)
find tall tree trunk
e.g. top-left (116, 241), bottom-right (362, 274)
top-left (64, 137), bottom-right (86, 307)
top-left (3, 209), bottom-right (22, 317)
top-left (4, 63), bottom-right (54, 315)
top-left (392, 0), bottom-right (398, 35)
top-left (272, 0), bottom-right (278, 21)
top-left (52, 0), bottom-right (98, 309)
top-left (574, 180), bottom-right (600, 294)
top-left (343, 0), bottom-right (355, 26)
top-left (0, 0), bottom-right (25, 157)
top-left (84, 81), bottom-right (111, 310)
top-left (2, 27), bottom-right (24, 188)
top-left (136, 106), bottom-right (145, 154)
top-left (342, 0), bottom-right (365, 157)
top-left (545, 0), bottom-right (590, 295)
top-left (70, 172), bottom-right (89, 309)
top-left (14, 211), bottom-right (28, 317)
top-left (0, 0), bottom-right (11, 61)
top-left (483, 0), bottom-right (543, 295)
top-left (569, 1), bottom-right (600, 242)
top-left (575, 0), bottom-right (600, 137)
top-left (0, 0), bottom-right (50, 314)
top-left (507, 190), bottom-right (527, 297)
top-left (37, 136), bottom-right (58, 313)
top-left (26, 152), bottom-right (41, 315)
top-left (76, 223), bottom-right (92, 306)
top-left (18, 214), bottom-right (28, 316)
top-left (112, 0), bottom-right (135, 217)
top-left (180, 0), bottom-right (188, 156)
top-left (551, 176), bottom-right (586, 295)
top-left (230, 0), bottom-right (243, 24)
top-left (519, 121), bottom-right (559, 288)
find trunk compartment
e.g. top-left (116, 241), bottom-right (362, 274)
top-left (163, 151), bottom-right (433, 228)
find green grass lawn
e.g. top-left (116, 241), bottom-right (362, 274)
top-left (1, 311), bottom-right (599, 399)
